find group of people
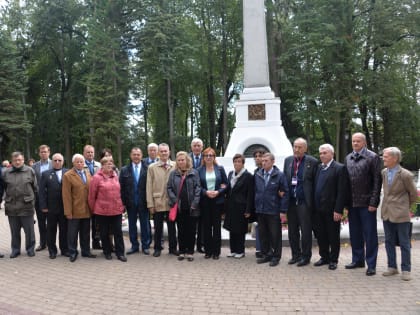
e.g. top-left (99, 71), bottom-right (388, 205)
top-left (0, 133), bottom-right (416, 281)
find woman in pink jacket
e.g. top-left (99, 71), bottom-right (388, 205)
top-left (88, 157), bottom-right (127, 262)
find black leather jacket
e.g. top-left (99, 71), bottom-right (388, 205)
top-left (345, 148), bottom-right (382, 208)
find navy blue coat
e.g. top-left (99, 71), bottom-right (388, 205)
top-left (197, 164), bottom-right (228, 206)
top-left (119, 161), bottom-right (148, 211)
top-left (254, 165), bottom-right (289, 215)
top-left (39, 168), bottom-right (68, 214)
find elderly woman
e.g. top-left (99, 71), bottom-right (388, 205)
top-left (88, 157), bottom-right (127, 262)
top-left (223, 154), bottom-right (254, 259)
top-left (198, 147), bottom-right (228, 260)
top-left (62, 154), bottom-right (96, 262)
top-left (167, 151), bottom-right (201, 261)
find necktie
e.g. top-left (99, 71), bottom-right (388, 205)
top-left (78, 170), bottom-right (86, 184)
top-left (86, 161), bottom-right (94, 175)
top-left (321, 164), bottom-right (327, 170)
top-left (134, 164), bottom-right (139, 183)
top-left (195, 156), bottom-right (199, 168)
top-left (264, 172), bottom-right (270, 186)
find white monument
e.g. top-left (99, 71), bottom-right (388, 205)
top-left (218, 0), bottom-right (292, 173)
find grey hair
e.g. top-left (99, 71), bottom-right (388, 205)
top-left (319, 143), bottom-right (335, 154)
top-left (383, 147), bottom-right (402, 163)
top-left (191, 138), bottom-right (203, 147)
top-left (72, 153), bottom-right (85, 163)
top-left (147, 143), bottom-right (158, 149)
top-left (294, 137), bottom-right (308, 149)
top-left (52, 153), bottom-right (64, 161)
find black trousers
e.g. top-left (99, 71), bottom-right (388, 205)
top-left (35, 197), bottom-right (47, 247)
top-left (258, 213), bottom-right (282, 260)
top-left (314, 211), bottom-right (341, 263)
top-left (202, 200), bottom-right (222, 256)
top-left (176, 212), bottom-right (197, 255)
top-left (229, 232), bottom-right (245, 254)
top-left (153, 211), bottom-right (177, 252)
top-left (47, 212), bottom-right (68, 255)
top-left (96, 214), bottom-right (125, 257)
top-left (91, 214), bottom-right (100, 243)
top-left (8, 215), bottom-right (36, 255)
top-left (287, 202), bottom-right (313, 260)
top-left (67, 218), bottom-right (90, 256)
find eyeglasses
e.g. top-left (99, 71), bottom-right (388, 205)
top-left (53, 160), bottom-right (63, 162)
top-left (203, 154), bottom-right (214, 158)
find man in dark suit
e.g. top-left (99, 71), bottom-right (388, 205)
top-left (189, 138), bottom-right (204, 253)
top-left (313, 144), bottom-right (348, 270)
top-left (283, 138), bottom-right (318, 266)
top-left (39, 153), bottom-right (69, 259)
top-left (120, 147), bottom-right (151, 255)
top-left (32, 144), bottom-right (53, 252)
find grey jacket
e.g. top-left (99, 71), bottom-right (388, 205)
top-left (2, 165), bottom-right (38, 216)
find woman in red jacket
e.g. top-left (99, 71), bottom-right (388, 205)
top-left (88, 157), bottom-right (127, 262)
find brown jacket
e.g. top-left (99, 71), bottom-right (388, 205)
top-left (146, 160), bottom-right (175, 212)
top-left (381, 165), bottom-right (417, 223)
top-left (62, 168), bottom-right (91, 219)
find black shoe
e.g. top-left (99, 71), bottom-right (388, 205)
top-left (257, 256), bottom-right (271, 264)
top-left (212, 255), bottom-right (219, 260)
top-left (255, 251), bottom-right (263, 259)
top-left (297, 258), bottom-right (310, 267)
top-left (0, 253), bottom-right (4, 258)
top-left (345, 261), bottom-right (365, 269)
top-left (35, 245), bottom-right (46, 252)
top-left (69, 254), bottom-right (77, 262)
top-left (314, 259), bottom-right (329, 267)
top-left (153, 250), bottom-right (161, 257)
top-left (366, 268), bottom-right (376, 276)
top-left (288, 257), bottom-right (299, 265)
top-left (49, 253), bottom-right (57, 259)
top-left (10, 252), bottom-right (20, 259)
top-left (204, 254), bottom-right (212, 259)
top-left (27, 251), bottom-right (35, 257)
top-left (269, 259), bottom-right (279, 267)
top-left (105, 254), bottom-right (112, 260)
top-left (82, 253), bottom-right (97, 258)
top-left (126, 248), bottom-right (139, 255)
top-left (328, 262), bottom-right (337, 270)
top-left (92, 240), bottom-right (102, 250)
top-left (142, 249), bottom-right (150, 255)
top-left (169, 250), bottom-right (179, 256)
top-left (117, 256), bottom-right (127, 262)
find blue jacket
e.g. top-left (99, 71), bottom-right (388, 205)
top-left (119, 161), bottom-right (148, 211)
top-left (254, 165), bottom-right (289, 215)
top-left (198, 164), bottom-right (228, 206)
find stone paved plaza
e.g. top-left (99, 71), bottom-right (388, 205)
top-left (0, 210), bottom-right (419, 315)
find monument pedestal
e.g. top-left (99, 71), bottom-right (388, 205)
top-left (219, 87), bottom-right (292, 173)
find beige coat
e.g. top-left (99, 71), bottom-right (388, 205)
top-left (146, 160), bottom-right (175, 212)
top-left (62, 168), bottom-right (91, 219)
top-left (381, 165), bottom-right (417, 223)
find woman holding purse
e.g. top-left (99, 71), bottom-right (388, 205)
top-left (167, 151), bottom-right (201, 261)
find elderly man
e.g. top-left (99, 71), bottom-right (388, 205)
top-left (39, 153), bottom-right (69, 259)
top-left (283, 138), bottom-right (318, 267)
top-left (32, 144), bottom-right (53, 252)
top-left (255, 153), bottom-right (289, 267)
top-left (381, 147), bottom-right (417, 281)
top-left (344, 132), bottom-right (382, 276)
top-left (120, 147), bottom-right (151, 255)
top-left (143, 143), bottom-right (159, 166)
top-left (313, 144), bottom-right (349, 270)
top-left (83, 145), bottom-right (101, 249)
top-left (146, 143), bottom-right (177, 257)
top-left (2, 152), bottom-right (38, 258)
top-left (63, 153), bottom-right (96, 262)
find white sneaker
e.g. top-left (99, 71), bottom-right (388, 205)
top-left (227, 252), bottom-right (237, 258)
top-left (234, 253), bottom-right (245, 259)
top-left (382, 268), bottom-right (399, 276)
top-left (401, 271), bottom-right (412, 281)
